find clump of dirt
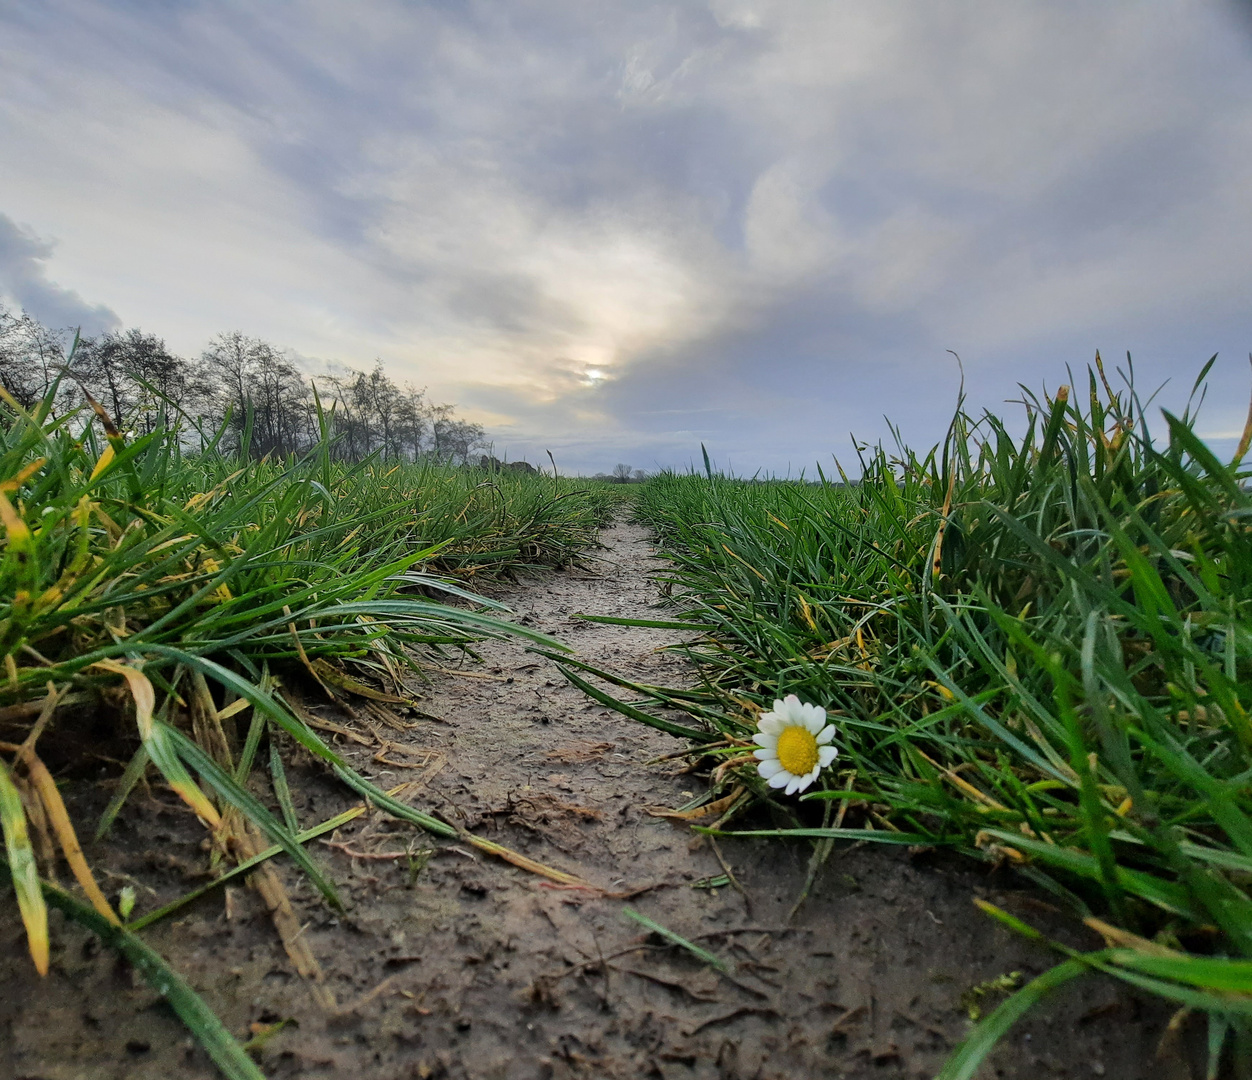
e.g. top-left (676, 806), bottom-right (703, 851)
top-left (0, 522), bottom-right (1201, 1079)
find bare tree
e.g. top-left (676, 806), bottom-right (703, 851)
top-left (0, 305), bottom-right (70, 411)
top-left (197, 332), bottom-right (312, 457)
top-left (612, 463), bottom-right (633, 483)
top-left (431, 406), bottom-right (486, 465)
top-left (393, 383), bottom-right (428, 460)
top-left (74, 329), bottom-right (200, 432)
top-left (0, 310), bottom-right (491, 465)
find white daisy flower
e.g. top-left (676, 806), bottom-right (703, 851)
top-left (753, 694), bottom-right (838, 796)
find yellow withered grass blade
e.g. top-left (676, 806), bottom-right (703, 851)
top-left (0, 488), bottom-right (36, 597)
top-left (0, 759), bottom-right (48, 974)
top-left (0, 458), bottom-right (47, 496)
top-left (88, 443), bottom-right (116, 483)
top-left (22, 752), bottom-right (120, 925)
top-left (92, 660), bottom-right (222, 829)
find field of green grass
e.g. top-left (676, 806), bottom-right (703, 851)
top-left (0, 376), bottom-right (615, 1079)
top-left (577, 358), bottom-right (1252, 1077)
top-left (5, 352), bottom-right (1252, 1078)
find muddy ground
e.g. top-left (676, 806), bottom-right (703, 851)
top-left (0, 521), bottom-right (1207, 1079)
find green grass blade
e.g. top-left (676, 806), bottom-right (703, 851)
top-left (330, 764), bottom-right (457, 838)
top-left (160, 722), bottom-right (343, 910)
top-left (128, 803), bottom-right (365, 931)
top-left (937, 958), bottom-right (1091, 1080)
top-left (554, 663), bottom-right (718, 743)
top-left (0, 859), bottom-right (264, 1080)
top-left (1106, 950), bottom-right (1252, 993)
top-left (0, 760), bottom-right (48, 975)
top-left (572, 613), bottom-right (718, 631)
top-left (269, 742), bottom-right (300, 835)
top-left (94, 744), bottom-right (150, 840)
top-left (622, 906), bottom-right (729, 972)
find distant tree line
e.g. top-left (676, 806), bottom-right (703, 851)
top-left (0, 304), bottom-right (486, 463)
top-left (592, 463), bottom-right (647, 483)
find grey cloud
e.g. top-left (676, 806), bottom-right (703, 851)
top-left (0, 214), bottom-right (120, 335)
top-left (2, 3), bottom-right (1250, 473)
top-left (445, 273), bottom-right (582, 336)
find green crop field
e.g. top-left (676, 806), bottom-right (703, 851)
top-left (0, 368), bottom-right (615, 1079)
top-left (3, 347), bottom-right (1251, 1078)
top-left (568, 357), bottom-right (1252, 1077)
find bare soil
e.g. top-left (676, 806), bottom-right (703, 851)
top-left (0, 522), bottom-right (1202, 1079)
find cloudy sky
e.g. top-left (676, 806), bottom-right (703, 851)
top-left (1, 2), bottom-right (1251, 474)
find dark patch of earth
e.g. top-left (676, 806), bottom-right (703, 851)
top-left (0, 522), bottom-right (1205, 1079)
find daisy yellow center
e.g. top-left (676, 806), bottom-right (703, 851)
top-left (775, 725), bottom-right (818, 775)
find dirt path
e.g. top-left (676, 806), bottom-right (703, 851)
top-left (2, 522), bottom-right (1188, 1079)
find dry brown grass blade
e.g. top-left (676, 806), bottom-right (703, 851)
top-left (431, 666), bottom-right (511, 681)
top-left (82, 390), bottom-right (121, 437)
top-left (190, 672), bottom-right (236, 770)
top-left (90, 661), bottom-right (155, 733)
top-left (0, 694), bottom-right (85, 727)
top-left (0, 458), bottom-right (47, 498)
top-left (645, 737), bottom-right (740, 765)
top-left (400, 755), bottom-right (446, 793)
top-left (374, 749), bottom-right (441, 769)
top-left (707, 835), bottom-right (751, 914)
top-left (463, 833), bottom-right (592, 887)
top-left (14, 770), bottom-right (57, 877)
top-left (1084, 916), bottom-right (1184, 958)
top-left (364, 701), bottom-right (419, 731)
top-left (0, 759), bottom-right (47, 975)
top-left (16, 682), bottom-right (61, 755)
top-left (931, 469), bottom-right (957, 581)
top-left (236, 824), bottom-right (336, 1012)
top-left (645, 787), bottom-right (744, 821)
top-left (833, 771), bottom-right (855, 830)
top-left (336, 974), bottom-right (399, 1015)
top-left (311, 658), bottom-right (414, 704)
top-left (285, 605), bottom-right (334, 699)
top-left (915, 747), bottom-right (1009, 812)
top-left (284, 699), bottom-right (375, 746)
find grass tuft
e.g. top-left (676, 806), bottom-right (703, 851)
top-left (0, 369), bottom-right (614, 1074)
top-left (597, 355), bottom-right (1252, 1071)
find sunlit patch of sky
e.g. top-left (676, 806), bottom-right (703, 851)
top-left (1, 1), bottom-right (1250, 474)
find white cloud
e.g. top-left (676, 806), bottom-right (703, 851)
top-left (0, 1), bottom-right (1249, 472)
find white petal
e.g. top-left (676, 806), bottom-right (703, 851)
top-left (761, 712), bottom-right (785, 732)
top-left (817, 745), bottom-right (839, 767)
top-left (815, 724), bottom-right (836, 744)
top-left (785, 774), bottom-right (806, 796)
top-left (795, 769), bottom-right (818, 793)
top-left (767, 771), bottom-right (791, 789)
top-left (753, 748), bottom-right (774, 761)
top-left (753, 732), bottom-right (776, 748)
top-left (757, 759), bottom-right (784, 778)
top-left (772, 698), bottom-right (787, 714)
